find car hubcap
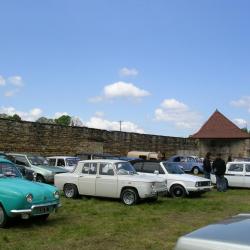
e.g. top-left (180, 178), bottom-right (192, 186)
top-left (0, 207), bottom-right (4, 225)
top-left (123, 192), bottom-right (134, 205)
top-left (193, 168), bottom-right (199, 175)
top-left (65, 187), bottom-right (74, 197)
top-left (174, 188), bottom-right (183, 197)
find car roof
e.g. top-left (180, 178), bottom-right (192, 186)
top-left (78, 159), bottom-right (127, 164)
top-left (228, 161), bottom-right (250, 164)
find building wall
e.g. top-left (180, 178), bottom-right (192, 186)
top-left (0, 118), bottom-right (198, 157)
top-left (198, 139), bottom-right (250, 160)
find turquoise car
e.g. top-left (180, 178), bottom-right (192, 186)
top-left (0, 158), bottom-right (61, 227)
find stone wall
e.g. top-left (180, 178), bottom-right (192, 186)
top-left (0, 118), bottom-right (198, 157)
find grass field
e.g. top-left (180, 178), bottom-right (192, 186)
top-left (1, 189), bottom-right (250, 250)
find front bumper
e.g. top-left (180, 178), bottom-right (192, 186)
top-left (187, 186), bottom-right (213, 193)
top-left (11, 202), bottom-right (61, 218)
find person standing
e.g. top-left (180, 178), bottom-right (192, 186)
top-left (203, 152), bottom-right (212, 179)
top-left (212, 153), bottom-right (227, 192)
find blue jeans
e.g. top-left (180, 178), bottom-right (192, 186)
top-left (216, 175), bottom-right (227, 192)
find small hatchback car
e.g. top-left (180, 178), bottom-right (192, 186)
top-left (0, 158), bottom-right (61, 227)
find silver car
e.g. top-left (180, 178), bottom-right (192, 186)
top-left (175, 214), bottom-right (250, 250)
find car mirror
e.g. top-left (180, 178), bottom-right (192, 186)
top-left (154, 170), bottom-right (159, 175)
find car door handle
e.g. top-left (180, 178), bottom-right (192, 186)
top-left (96, 176), bottom-right (101, 178)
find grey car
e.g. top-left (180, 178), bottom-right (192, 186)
top-left (175, 214), bottom-right (250, 250)
top-left (8, 153), bottom-right (67, 183)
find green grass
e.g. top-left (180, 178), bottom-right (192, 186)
top-left (1, 189), bottom-right (250, 250)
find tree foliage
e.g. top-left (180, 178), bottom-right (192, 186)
top-left (54, 115), bottom-right (71, 126)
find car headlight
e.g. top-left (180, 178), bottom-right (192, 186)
top-left (195, 182), bottom-right (200, 187)
top-left (54, 191), bottom-right (60, 199)
top-left (26, 193), bottom-right (33, 203)
top-left (151, 182), bottom-right (156, 189)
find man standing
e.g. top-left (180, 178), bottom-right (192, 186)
top-left (203, 152), bottom-right (212, 179)
top-left (212, 153), bottom-right (227, 192)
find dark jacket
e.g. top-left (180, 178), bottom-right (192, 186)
top-left (212, 158), bottom-right (226, 176)
top-left (203, 158), bottom-right (211, 173)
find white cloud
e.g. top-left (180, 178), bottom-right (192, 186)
top-left (4, 89), bottom-right (19, 97)
top-left (233, 118), bottom-right (247, 128)
top-left (85, 115), bottom-right (144, 133)
top-left (0, 106), bottom-right (43, 121)
top-left (119, 67), bottom-right (138, 77)
top-left (0, 76), bottom-right (6, 86)
top-left (54, 112), bottom-right (69, 119)
top-left (154, 98), bottom-right (202, 129)
top-left (8, 76), bottom-right (23, 87)
top-left (90, 82), bottom-right (150, 102)
top-left (231, 96), bottom-right (250, 113)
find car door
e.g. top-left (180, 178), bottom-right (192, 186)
top-left (244, 164), bottom-right (250, 188)
top-left (226, 163), bottom-right (244, 187)
top-left (78, 162), bottom-right (97, 196)
top-left (95, 162), bottom-right (118, 198)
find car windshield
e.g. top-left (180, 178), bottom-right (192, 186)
top-left (28, 156), bottom-right (49, 166)
top-left (0, 162), bottom-right (22, 178)
top-left (66, 158), bottom-right (80, 166)
top-left (115, 162), bottom-right (137, 175)
top-left (163, 162), bottom-right (184, 174)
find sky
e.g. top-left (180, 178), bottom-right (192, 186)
top-left (0, 0), bottom-right (250, 137)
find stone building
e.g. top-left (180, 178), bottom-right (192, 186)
top-left (191, 110), bottom-right (250, 160)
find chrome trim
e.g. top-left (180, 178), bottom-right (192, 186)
top-left (11, 202), bottom-right (61, 215)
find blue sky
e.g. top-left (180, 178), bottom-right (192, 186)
top-left (0, 0), bottom-right (250, 136)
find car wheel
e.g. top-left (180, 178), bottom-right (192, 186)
top-left (192, 167), bottom-right (200, 175)
top-left (0, 205), bottom-right (8, 228)
top-left (36, 175), bottom-right (45, 183)
top-left (64, 184), bottom-right (79, 199)
top-left (121, 188), bottom-right (139, 205)
top-left (170, 185), bottom-right (186, 198)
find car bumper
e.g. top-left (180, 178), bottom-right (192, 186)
top-left (11, 202), bottom-right (61, 218)
top-left (187, 186), bottom-right (213, 193)
top-left (144, 187), bottom-right (168, 198)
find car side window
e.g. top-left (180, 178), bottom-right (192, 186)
top-left (82, 163), bottom-right (90, 174)
top-left (89, 163), bottom-right (97, 175)
top-left (48, 159), bottom-right (56, 166)
top-left (142, 162), bottom-right (160, 173)
top-left (173, 157), bottom-right (180, 162)
top-left (228, 164), bottom-right (243, 172)
top-left (14, 156), bottom-right (29, 167)
top-left (133, 162), bottom-right (143, 172)
top-left (245, 164), bottom-right (250, 172)
top-left (99, 163), bottom-right (114, 176)
top-left (57, 159), bottom-right (65, 166)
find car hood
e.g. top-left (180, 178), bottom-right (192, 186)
top-left (118, 174), bottom-right (165, 183)
top-left (168, 174), bottom-right (210, 182)
top-left (34, 165), bottom-right (68, 173)
top-left (0, 177), bottom-right (58, 202)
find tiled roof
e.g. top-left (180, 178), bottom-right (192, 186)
top-left (191, 110), bottom-right (250, 139)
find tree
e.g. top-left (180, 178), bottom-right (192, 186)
top-left (241, 127), bottom-right (249, 133)
top-left (54, 115), bottom-right (71, 126)
top-left (36, 117), bottom-right (55, 124)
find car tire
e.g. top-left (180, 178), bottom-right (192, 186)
top-left (36, 174), bottom-right (45, 183)
top-left (170, 185), bottom-right (186, 198)
top-left (64, 184), bottom-right (79, 199)
top-left (121, 188), bottom-right (139, 205)
top-left (0, 205), bottom-right (8, 228)
top-left (192, 167), bottom-right (200, 175)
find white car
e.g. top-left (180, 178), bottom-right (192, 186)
top-left (54, 159), bottom-right (168, 205)
top-left (131, 160), bottom-right (212, 198)
top-left (211, 161), bottom-right (250, 188)
top-left (47, 156), bottom-right (80, 172)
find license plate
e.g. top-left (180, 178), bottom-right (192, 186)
top-left (34, 206), bottom-right (50, 215)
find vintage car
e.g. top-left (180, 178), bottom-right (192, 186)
top-left (131, 160), bottom-right (212, 198)
top-left (0, 158), bottom-right (60, 227)
top-left (0, 153), bottom-right (36, 181)
top-left (167, 155), bottom-right (204, 175)
top-left (54, 159), bottom-right (168, 205)
top-left (211, 161), bottom-right (250, 188)
top-left (8, 153), bottom-right (67, 183)
top-left (175, 214), bottom-right (250, 250)
top-left (47, 156), bottom-right (80, 172)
